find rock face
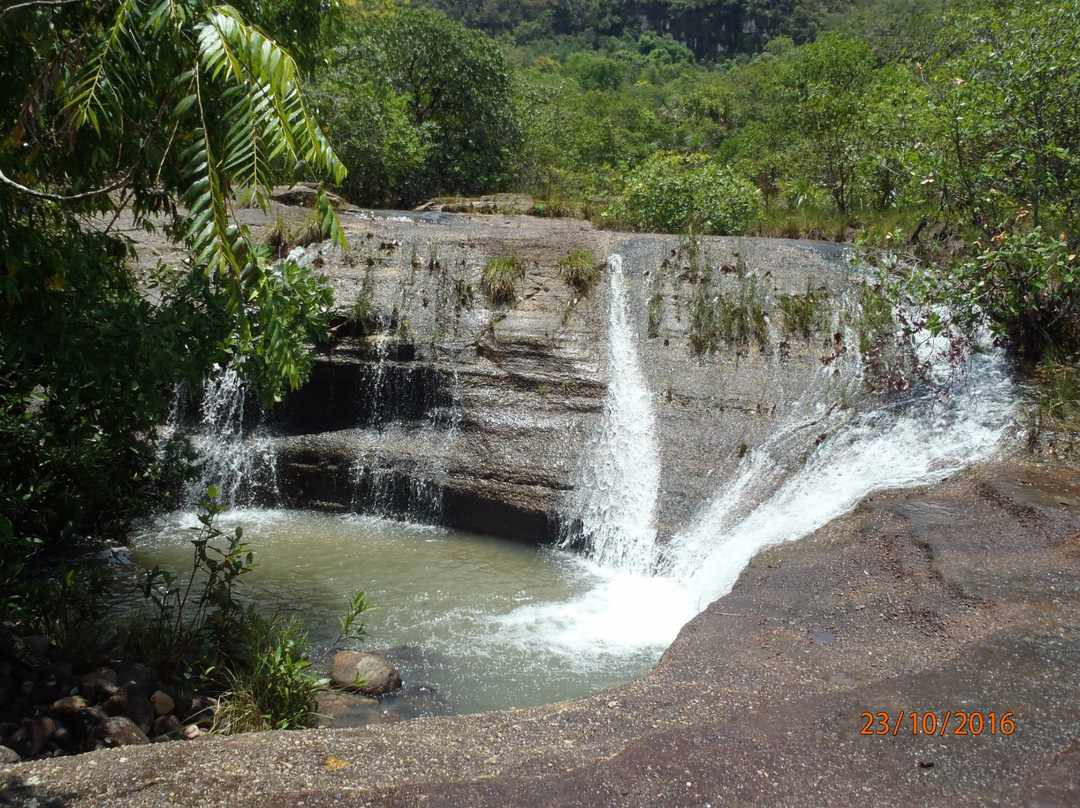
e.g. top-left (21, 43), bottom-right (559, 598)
top-left (330, 651), bottom-right (402, 696)
top-left (259, 213), bottom-right (853, 545)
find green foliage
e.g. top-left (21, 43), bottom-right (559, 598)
top-left (1025, 359), bottom-right (1080, 456)
top-left (608, 152), bottom-right (760, 235)
top-left (914, 0), bottom-right (1080, 235)
top-left (214, 611), bottom-right (320, 732)
top-left (349, 266), bottom-right (379, 335)
top-left (918, 228), bottom-right (1079, 355)
top-left (132, 489), bottom-right (257, 680)
top-left (482, 254), bottom-right (526, 305)
top-left (563, 51), bottom-right (625, 90)
top-left (265, 212), bottom-right (327, 259)
top-left (0, 0), bottom-right (343, 554)
top-left (315, 5), bottom-right (519, 206)
top-left (761, 34), bottom-right (880, 214)
top-left (897, 0), bottom-right (1080, 356)
top-left (0, 220), bottom-right (234, 543)
top-left (558, 250), bottom-right (603, 294)
top-left (337, 589), bottom-right (370, 646)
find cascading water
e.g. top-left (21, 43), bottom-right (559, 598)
top-left (174, 364), bottom-right (278, 506)
top-left (504, 252), bottom-right (1018, 661)
top-left (349, 333), bottom-right (462, 522)
top-left (562, 253), bottom-right (661, 574)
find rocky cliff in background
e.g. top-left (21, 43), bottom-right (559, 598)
top-left (259, 209), bottom-right (857, 544)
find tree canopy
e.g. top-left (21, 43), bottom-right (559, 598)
top-left (0, 0), bottom-right (345, 544)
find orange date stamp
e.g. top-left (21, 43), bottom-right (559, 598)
top-left (860, 711), bottom-right (1015, 736)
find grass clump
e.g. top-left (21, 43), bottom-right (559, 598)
top-left (558, 250), bottom-right (602, 294)
top-left (778, 282), bottom-right (831, 342)
top-left (348, 266), bottom-right (378, 335)
top-left (1025, 359), bottom-right (1080, 457)
top-left (690, 272), bottom-right (771, 356)
top-left (212, 612), bottom-right (319, 733)
top-left (264, 212), bottom-right (325, 259)
top-left (481, 253), bottom-right (525, 305)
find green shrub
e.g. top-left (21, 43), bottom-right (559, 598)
top-left (214, 612), bottom-right (320, 733)
top-left (482, 254), bottom-right (526, 305)
top-left (349, 266), bottom-right (379, 335)
top-left (264, 212), bottom-right (325, 259)
top-left (558, 250), bottom-right (602, 294)
top-left (607, 152), bottom-right (761, 235)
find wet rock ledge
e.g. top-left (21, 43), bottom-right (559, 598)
top-left (3, 458), bottom-right (1079, 807)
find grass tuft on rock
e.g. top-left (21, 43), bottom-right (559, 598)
top-left (481, 254), bottom-right (525, 305)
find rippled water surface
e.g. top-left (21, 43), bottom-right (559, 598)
top-left (131, 510), bottom-right (664, 716)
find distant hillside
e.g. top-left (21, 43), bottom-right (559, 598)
top-left (413, 0), bottom-right (863, 58)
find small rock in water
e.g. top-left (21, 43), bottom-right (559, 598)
top-left (330, 651), bottom-right (402, 695)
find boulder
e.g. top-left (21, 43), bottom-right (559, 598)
top-left (0, 745), bottom-right (19, 764)
top-left (185, 695), bottom-right (217, 728)
top-left (111, 662), bottom-right (156, 696)
top-left (153, 714), bottom-right (180, 738)
top-left (103, 683), bottom-right (155, 733)
top-left (67, 705), bottom-right (107, 742)
top-left (87, 716), bottom-right (149, 750)
top-left (150, 690), bottom-right (175, 716)
top-left (79, 667), bottom-right (119, 701)
top-left (6, 716), bottom-right (54, 759)
top-left (330, 651), bottom-right (402, 695)
top-left (0, 626), bottom-right (48, 672)
top-left (46, 695), bottom-right (90, 719)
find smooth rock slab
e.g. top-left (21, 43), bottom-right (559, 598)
top-left (330, 651), bottom-right (402, 695)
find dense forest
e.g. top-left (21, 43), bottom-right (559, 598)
top-left (1, 0), bottom-right (1077, 740)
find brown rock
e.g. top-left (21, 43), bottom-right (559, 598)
top-left (0, 745), bottom-right (19, 764)
top-left (153, 714), bottom-right (180, 738)
top-left (20, 635), bottom-right (51, 658)
top-left (46, 695), bottom-right (90, 719)
top-left (0, 626), bottom-right (48, 672)
top-left (86, 716), bottom-right (150, 750)
top-left (185, 695), bottom-right (217, 728)
top-left (6, 716), bottom-right (54, 759)
top-left (103, 683), bottom-right (155, 733)
top-left (112, 662), bottom-right (156, 696)
top-left (150, 690), bottom-right (175, 716)
top-left (330, 651), bottom-right (402, 695)
top-left (79, 668), bottom-right (119, 701)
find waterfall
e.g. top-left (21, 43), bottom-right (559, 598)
top-left (563, 253), bottom-right (661, 574)
top-left (350, 336), bottom-right (462, 522)
top-left (661, 348), bottom-right (1014, 606)
top-left (516, 255), bottom-right (1017, 660)
top-left (175, 364), bottom-right (278, 507)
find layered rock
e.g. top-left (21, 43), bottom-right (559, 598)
top-left (264, 212), bottom-right (855, 544)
